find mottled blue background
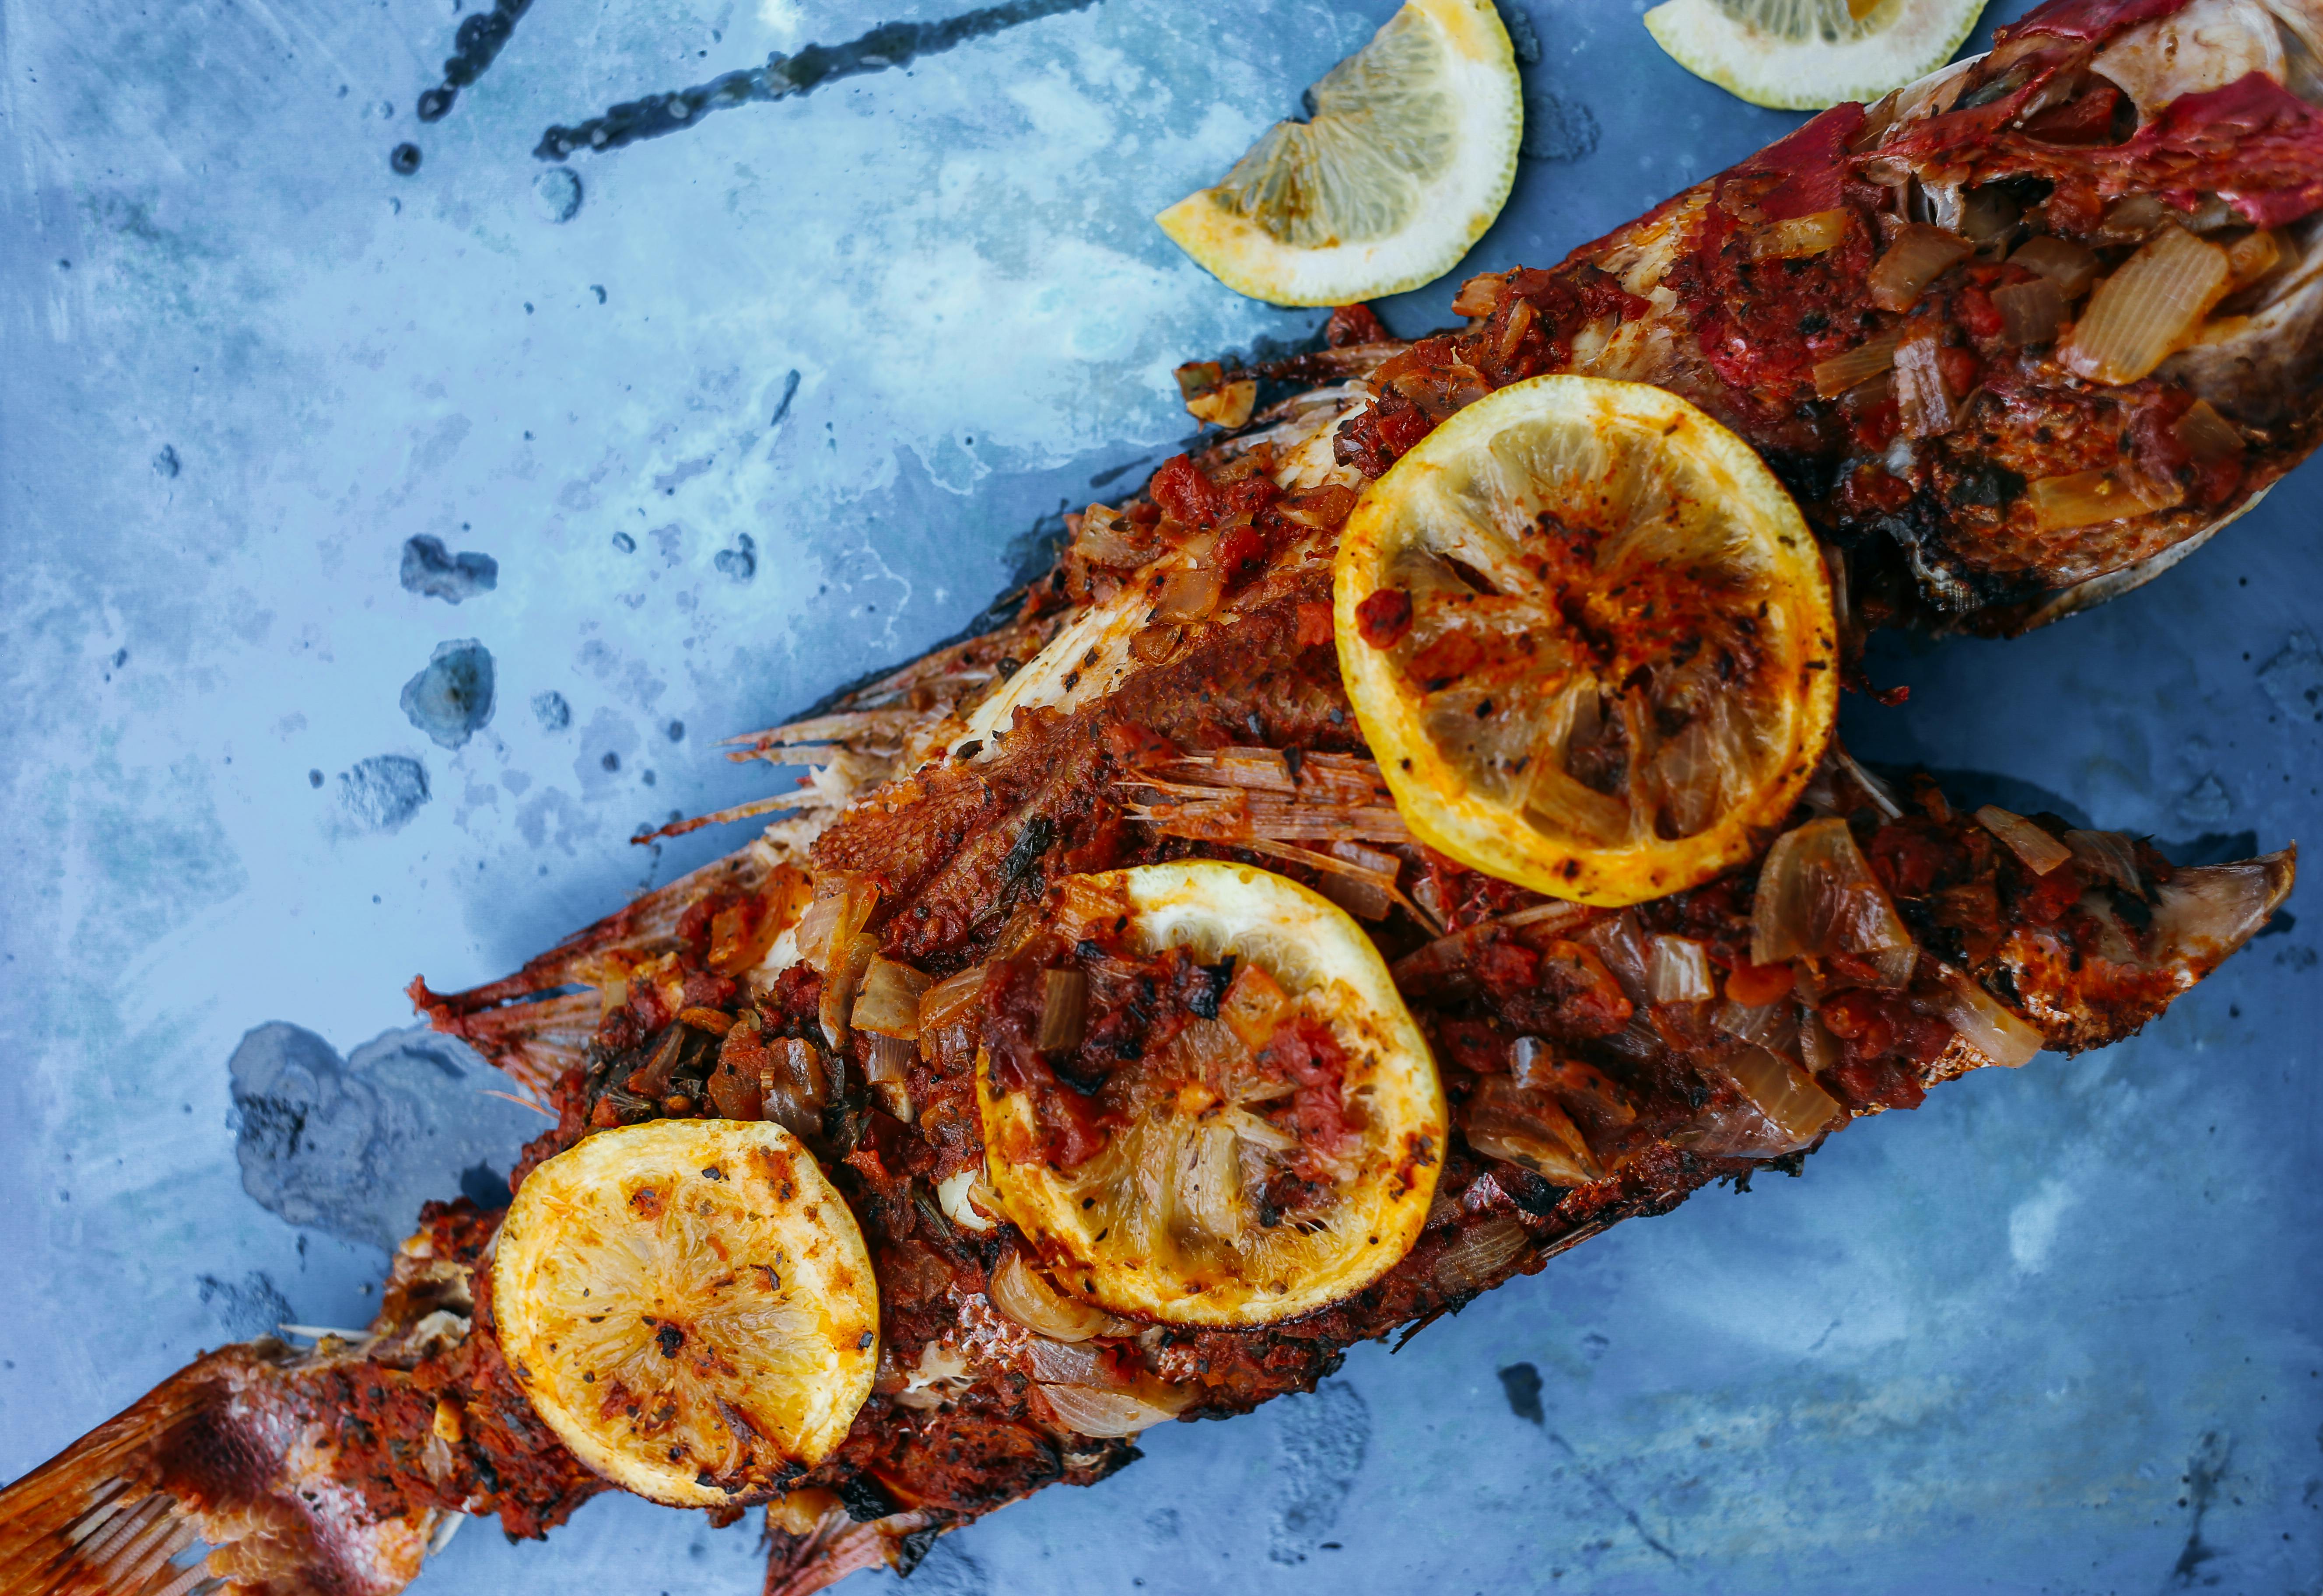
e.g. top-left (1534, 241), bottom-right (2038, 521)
top-left (3, 0), bottom-right (2318, 1591)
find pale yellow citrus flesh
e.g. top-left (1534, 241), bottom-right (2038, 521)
top-left (492, 1119), bottom-right (879, 1508)
top-left (976, 862), bottom-right (1446, 1327)
top-left (1642, 0), bottom-right (1987, 112)
top-left (1335, 375), bottom-right (1838, 906)
top-left (1156, 0), bottom-right (1521, 307)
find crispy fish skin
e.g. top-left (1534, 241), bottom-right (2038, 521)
top-left (1316, 0), bottom-right (2323, 633)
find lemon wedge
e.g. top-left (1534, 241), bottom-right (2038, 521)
top-left (1334, 375), bottom-right (1837, 906)
top-left (1642, 0), bottom-right (1987, 110)
top-left (976, 862), bottom-right (1446, 1327)
top-left (491, 1119), bottom-right (878, 1507)
top-left (1156, 0), bottom-right (1522, 307)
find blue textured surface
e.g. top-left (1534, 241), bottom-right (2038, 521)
top-left (3, 0), bottom-right (2318, 1592)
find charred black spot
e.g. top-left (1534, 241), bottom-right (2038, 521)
top-left (837, 1474), bottom-right (899, 1522)
top-left (1944, 461), bottom-right (2026, 510)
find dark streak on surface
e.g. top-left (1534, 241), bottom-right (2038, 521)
top-left (1542, 1425), bottom-right (1678, 1563)
top-left (2168, 1432), bottom-right (2232, 1587)
top-left (533, 0), bottom-right (1102, 162)
top-left (416, 0), bottom-right (536, 123)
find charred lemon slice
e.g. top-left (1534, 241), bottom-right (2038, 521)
top-left (492, 1119), bottom-right (878, 1507)
top-left (1155, 0), bottom-right (1521, 307)
top-left (1335, 375), bottom-right (1836, 906)
top-left (976, 862), bottom-right (1444, 1327)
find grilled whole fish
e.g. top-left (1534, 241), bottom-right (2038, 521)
top-left (6, 2), bottom-right (2313, 1590)
top-left (1290, 0), bottom-right (2323, 635)
top-left (4, 446), bottom-right (2293, 1595)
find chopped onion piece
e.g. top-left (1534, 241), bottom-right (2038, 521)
top-left (990, 1253), bottom-right (1112, 1342)
top-left (2060, 224), bottom-right (2232, 384)
top-left (1893, 335), bottom-right (1956, 438)
top-left (2009, 234), bottom-right (2100, 296)
top-left (2023, 467), bottom-right (2181, 532)
top-left (1811, 328), bottom-right (1904, 398)
top-left (2225, 228), bottom-right (2281, 289)
top-left (1936, 965), bottom-right (2043, 1068)
top-left (862, 1032), bottom-right (914, 1085)
top-left (2064, 830), bottom-right (2144, 898)
top-left (1073, 504), bottom-right (1155, 570)
top-left (1750, 817), bottom-right (1915, 970)
top-left (918, 962), bottom-right (990, 1040)
top-left (1153, 559), bottom-right (1224, 622)
top-left (1037, 968), bottom-right (1088, 1055)
top-left (1431, 1216), bottom-right (1532, 1295)
top-left (1869, 224), bottom-right (1971, 312)
top-left (1974, 805), bottom-right (2073, 874)
top-left (2173, 399), bottom-right (2244, 464)
top-left (1751, 208), bottom-right (1851, 259)
top-left (819, 931), bottom-right (879, 1048)
top-left (937, 1168), bottom-right (997, 1232)
top-left (1037, 1382), bottom-right (1190, 1439)
top-left (1993, 277), bottom-right (2067, 346)
top-left (1713, 998), bottom-right (1798, 1052)
top-left (1461, 1076), bottom-right (1599, 1186)
top-left (1185, 378), bottom-right (1257, 429)
top-left (1573, 912), bottom-right (1652, 1005)
top-left (757, 1037), bottom-right (827, 1141)
top-left (1796, 1007), bottom-right (1841, 1074)
top-left (853, 956), bottom-right (932, 1039)
top-left (1730, 1044), bottom-right (1843, 1146)
top-left (1023, 1336), bottom-right (1115, 1388)
top-left (1959, 185), bottom-right (2021, 252)
top-left (1647, 936), bottom-right (1717, 1004)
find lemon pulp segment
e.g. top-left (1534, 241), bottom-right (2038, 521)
top-left (977, 862), bottom-right (1446, 1327)
top-left (491, 1119), bottom-right (878, 1507)
top-left (1156, 0), bottom-right (1521, 306)
top-left (1643, 0), bottom-right (1987, 110)
top-left (1335, 375), bottom-right (1838, 906)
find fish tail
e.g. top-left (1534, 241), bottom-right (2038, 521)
top-left (0, 1346), bottom-right (433, 1596)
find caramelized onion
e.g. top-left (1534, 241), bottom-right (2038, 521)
top-left (1037, 968), bottom-right (1089, 1054)
top-left (1974, 805), bottom-right (2073, 874)
top-left (1431, 1216), bottom-right (1532, 1296)
top-left (2225, 228), bottom-right (2281, 290)
top-left (863, 1032), bottom-right (914, 1085)
top-left (1153, 559), bottom-right (1225, 622)
top-left (1811, 328), bottom-right (1904, 398)
top-left (1750, 818), bottom-right (1915, 978)
top-left (1036, 1382), bottom-right (1190, 1439)
top-left (1073, 504), bottom-right (1154, 569)
top-left (853, 956), bottom-right (932, 1039)
top-left (757, 1037), bottom-right (827, 1141)
top-left (990, 1253), bottom-right (1112, 1342)
top-left (2173, 399), bottom-right (2244, 464)
top-left (1993, 277), bottom-right (2067, 346)
top-left (936, 1168), bottom-right (997, 1232)
top-left (1713, 997), bottom-right (1798, 1052)
top-left (1647, 936), bottom-right (1716, 1004)
top-left (1462, 1076), bottom-right (1599, 1186)
top-left (2024, 467), bottom-right (2181, 532)
top-left (2060, 225), bottom-right (2232, 384)
top-left (1752, 208), bottom-right (1850, 259)
top-left (2149, 854), bottom-right (2295, 959)
top-left (2064, 829), bottom-right (2144, 898)
top-left (796, 873), bottom-right (879, 974)
top-left (1935, 966), bottom-right (2043, 1069)
top-left (819, 930), bottom-right (879, 1048)
top-left (2009, 234), bottom-right (2100, 297)
top-left (1023, 1336), bottom-right (1116, 1387)
top-left (1678, 1045), bottom-right (1842, 1156)
top-left (1869, 224), bottom-right (1971, 312)
top-left (918, 962), bottom-right (990, 1041)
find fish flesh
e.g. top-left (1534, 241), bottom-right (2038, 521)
top-left (4, 0), bottom-right (2311, 1590)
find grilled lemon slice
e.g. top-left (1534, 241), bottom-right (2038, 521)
top-left (1155, 0), bottom-right (1521, 307)
top-left (977, 862), bottom-right (1445, 1327)
top-left (492, 1119), bottom-right (878, 1507)
top-left (1335, 375), bottom-right (1836, 906)
top-left (1643, 0), bottom-right (1986, 110)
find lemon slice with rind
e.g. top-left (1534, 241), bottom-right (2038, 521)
top-left (1335, 375), bottom-right (1837, 906)
top-left (1156, 0), bottom-right (1521, 307)
top-left (492, 1119), bottom-right (878, 1507)
top-left (1642, 0), bottom-right (1987, 111)
top-left (976, 862), bottom-right (1446, 1327)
